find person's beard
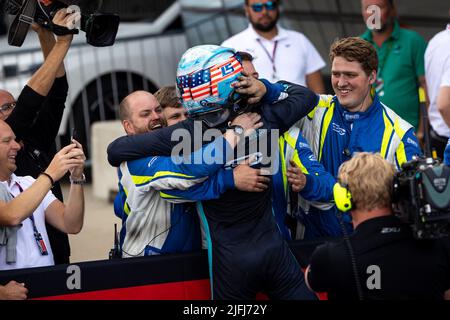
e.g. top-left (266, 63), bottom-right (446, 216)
top-left (147, 118), bottom-right (164, 132)
top-left (251, 12), bottom-right (279, 32)
top-left (373, 16), bottom-right (395, 33)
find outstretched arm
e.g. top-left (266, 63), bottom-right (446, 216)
top-left (108, 119), bottom-right (194, 167)
top-left (159, 162), bottom-right (270, 202)
top-left (6, 11), bottom-right (73, 143)
top-left (26, 10), bottom-right (73, 97)
top-left (44, 140), bottom-right (85, 234)
top-left (0, 142), bottom-right (82, 227)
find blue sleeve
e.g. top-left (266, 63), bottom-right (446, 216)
top-left (159, 169), bottom-right (235, 202)
top-left (445, 138), bottom-right (450, 166)
top-left (113, 192), bottom-right (125, 219)
top-left (114, 168), bottom-right (128, 219)
top-left (402, 128), bottom-right (422, 161)
top-left (260, 79), bottom-right (284, 104)
top-left (260, 81), bottom-right (319, 133)
top-left (300, 173), bottom-right (336, 202)
top-left (127, 135), bottom-right (234, 190)
top-left (294, 135), bottom-right (336, 202)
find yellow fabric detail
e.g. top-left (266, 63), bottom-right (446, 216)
top-left (124, 202), bottom-right (131, 216)
top-left (393, 118), bottom-right (406, 140)
top-left (317, 95), bottom-right (333, 108)
top-left (396, 141), bottom-right (407, 167)
top-left (283, 130), bottom-right (308, 173)
top-left (291, 150), bottom-right (308, 174)
top-left (122, 186), bottom-right (131, 216)
top-left (131, 171), bottom-right (195, 186)
top-left (279, 137), bottom-right (288, 196)
top-left (319, 104), bottom-right (334, 161)
top-left (283, 131), bottom-right (308, 176)
top-left (307, 95), bottom-right (332, 119)
top-left (159, 192), bottom-right (181, 199)
top-left (307, 107), bottom-right (317, 120)
top-left (284, 131), bottom-right (298, 150)
top-left (131, 175), bottom-right (152, 185)
top-left (380, 111), bottom-right (394, 158)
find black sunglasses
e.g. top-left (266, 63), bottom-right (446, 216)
top-left (250, 1), bottom-right (278, 12)
top-left (0, 102), bottom-right (16, 113)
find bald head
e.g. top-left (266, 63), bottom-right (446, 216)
top-left (0, 119), bottom-right (10, 131)
top-left (0, 90), bottom-right (14, 104)
top-left (119, 90), bottom-right (163, 135)
top-left (0, 90), bottom-right (16, 121)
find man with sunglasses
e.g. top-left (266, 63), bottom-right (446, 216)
top-left (222, 0), bottom-right (326, 94)
top-left (0, 9), bottom-right (77, 266)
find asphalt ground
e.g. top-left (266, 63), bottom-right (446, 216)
top-left (61, 183), bottom-right (121, 263)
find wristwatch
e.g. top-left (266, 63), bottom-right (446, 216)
top-left (227, 125), bottom-right (244, 135)
top-left (70, 173), bottom-right (86, 185)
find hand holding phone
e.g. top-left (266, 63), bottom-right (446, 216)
top-left (70, 128), bottom-right (77, 143)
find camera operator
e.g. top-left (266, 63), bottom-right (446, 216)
top-left (0, 9), bottom-right (77, 264)
top-left (305, 152), bottom-right (450, 300)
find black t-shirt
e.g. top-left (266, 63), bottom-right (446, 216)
top-left (307, 215), bottom-right (450, 300)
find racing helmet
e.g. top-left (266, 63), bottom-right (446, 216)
top-left (176, 45), bottom-right (243, 127)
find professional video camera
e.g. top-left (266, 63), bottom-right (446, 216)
top-left (393, 156), bottom-right (450, 239)
top-left (1, 0), bottom-right (119, 47)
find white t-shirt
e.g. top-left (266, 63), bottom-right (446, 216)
top-left (0, 174), bottom-right (57, 270)
top-left (425, 24), bottom-right (450, 137)
top-left (222, 24), bottom-right (326, 85)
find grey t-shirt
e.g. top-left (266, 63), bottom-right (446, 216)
top-left (0, 183), bottom-right (21, 263)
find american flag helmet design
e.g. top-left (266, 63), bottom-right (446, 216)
top-left (176, 45), bottom-right (243, 116)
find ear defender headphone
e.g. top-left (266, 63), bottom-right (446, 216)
top-left (333, 182), bottom-right (353, 212)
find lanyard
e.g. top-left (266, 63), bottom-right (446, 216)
top-left (11, 182), bottom-right (48, 256)
top-left (377, 40), bottom-right (393, 78)
top-left (256, 38), bottom-right (279, 79)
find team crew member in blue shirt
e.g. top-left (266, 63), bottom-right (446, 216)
top-left (298, 37), bottom-right (422, 238)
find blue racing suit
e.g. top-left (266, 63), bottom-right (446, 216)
top-left (114, 136), bottom-right (235, 257)
top-left (298, 93), bottom-right (422, 238)
top-left (272, 126), bottom-right (336, 240)
top-left (108, 80), bottom-right (318, 300)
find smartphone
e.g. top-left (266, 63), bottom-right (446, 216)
top-left (70, 128), bottom-right (78, 142)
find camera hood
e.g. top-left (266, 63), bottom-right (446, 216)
top-left (6, 0), bottom-right (119, 47)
